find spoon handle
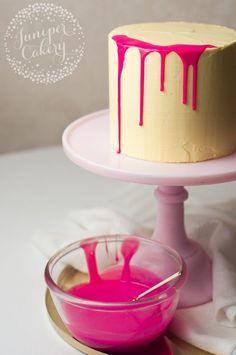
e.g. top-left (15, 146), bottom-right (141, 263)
top-left (133, 271), bottom-right (182, 301)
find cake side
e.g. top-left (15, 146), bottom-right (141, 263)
top-left (109, 22), bottom-right (236, 163)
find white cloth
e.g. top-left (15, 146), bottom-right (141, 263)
top-left (33, 185), bottom-right (236, 355)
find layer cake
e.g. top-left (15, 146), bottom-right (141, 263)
top-left (109, 22), bottom-right (236, 162)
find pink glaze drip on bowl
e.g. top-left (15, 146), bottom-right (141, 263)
top-left (45, 235), bottom-right (186, 352)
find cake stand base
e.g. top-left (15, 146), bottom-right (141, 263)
top-left (154, 186), bottom-right (212, 307)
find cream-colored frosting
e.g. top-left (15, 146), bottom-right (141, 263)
top-left (109, 22), bottom-right (236, 162)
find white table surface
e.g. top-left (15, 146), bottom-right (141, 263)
top-left (1, 147), bottom-right (236, 355)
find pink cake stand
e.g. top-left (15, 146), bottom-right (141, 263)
top-left (62, 109), bottom-right (236, 308)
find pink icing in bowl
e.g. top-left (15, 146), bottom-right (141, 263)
top-left (45, 235), bottom-right (186, 352)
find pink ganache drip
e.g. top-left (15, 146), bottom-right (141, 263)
top-left (112, 34), bottom-right (216, 154)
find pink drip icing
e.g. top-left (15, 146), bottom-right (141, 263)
top-left (117, 45), bottom-right (128, 153)
top-left (121, 237), bottom-right (139, 281)
top-left (160, 52), bottom-right (167, 92)
top-left (192, 64), bottom-right (198, 110)
top-left (139, 49), bottom-right (148, 126)
top-left (112, 34), bottom-right (215, 153)
top-left (182, 62), bottom-right (188, 105)
top-left (80, 241), bottom-right (101, 283)
top-left (80, 238), bottom-right (140, 286)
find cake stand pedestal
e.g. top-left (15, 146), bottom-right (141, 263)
top-left (63, 109), bottom-right (236, 308)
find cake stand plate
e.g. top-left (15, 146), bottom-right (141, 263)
top-left (63, 109), bottom-right (236, 307)
top-left (63, 109), bottom-right (236, 186)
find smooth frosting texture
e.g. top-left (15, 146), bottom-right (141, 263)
top-left (109, 22), bottom-right (236, 162)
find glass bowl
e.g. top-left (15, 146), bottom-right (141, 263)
top-left (45, 235), bottom-right (186, 352)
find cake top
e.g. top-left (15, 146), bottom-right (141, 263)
top-left (109, 22), bottom-right (236, 47)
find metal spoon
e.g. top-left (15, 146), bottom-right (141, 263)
top-left (132, 271), bottom-right (182, 302)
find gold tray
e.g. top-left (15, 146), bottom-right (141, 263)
top-left (45, 266), bottom-right (211, 355)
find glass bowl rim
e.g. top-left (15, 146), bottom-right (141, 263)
top-left (45, 234), bottom-right (186, 308)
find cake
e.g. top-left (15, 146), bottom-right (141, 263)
top-left (108, 22), bottom-right (236, 163)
